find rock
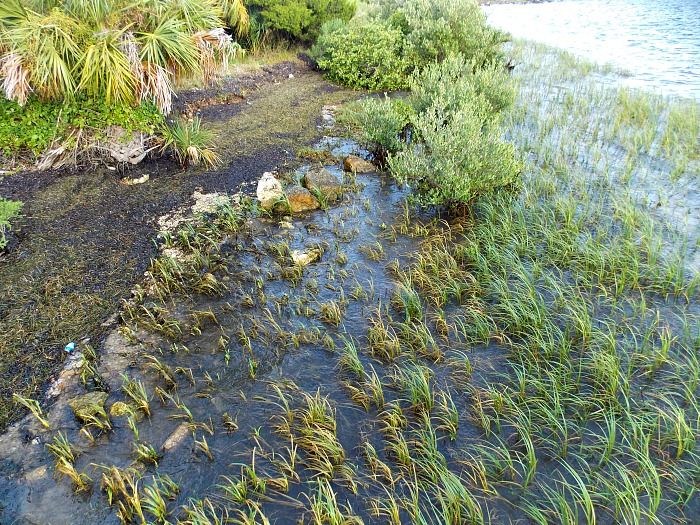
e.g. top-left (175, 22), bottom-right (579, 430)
top-left (303, 167), bottom-right (343, 201)
top-left (291, 248), bottom-right (322, 266)
top-left (109, 401), bottom-right (131, 417)
top-left (256, 172), bottom-right (284, 209)
top-left (121, 174), bottom-right (150, 185)
top-left (162, 423), bottom-right (192, 452)
top-left (102, 126), bottom-right (151, 165)
top-left (286, 185), bottom-right (319, 213)
top-left (25, 465), bottom-right (49, 482)
top-left (68, 391), bottom-right (109, 423)
top-left (343, 155), bottom-right (376, 173)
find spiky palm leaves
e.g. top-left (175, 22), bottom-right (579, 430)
top-left (163, 116), bottom-right (220, 168)
top-left (221, 0), bottom-right (250, 36)
top-left (0, 0), bottom-right (244, 113)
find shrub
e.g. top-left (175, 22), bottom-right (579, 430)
top-left (0, 198), bottom-right (22, 250)
top-left (311, 20), bottom-right (411, 91)
top-left (163, 117), bottom-right (220, 168)
top-left (389, 97), bottom-right (521, 208)
top-left (312, 0), bottom-right (509, 91)
top-left (381, 0), bottom-right (508, 68)
top-left (247, 0), bottom-right (356, 42)
top-left (339, 96), bottom-right (414, 164)
top-left (410, 53), bottom-right (515, 117)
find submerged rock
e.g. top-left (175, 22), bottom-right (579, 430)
top-left (162, 423), bottom-right (192, 452)
top-left (257, 172), bottom-right (284, 210)
top-left (286, 185), bottom-right (319, 213)
top-left (68, 391), bottom-right (109, 423)
top-left (291, 248), bottom-right (322, 266)
top-left (121, 173), bottom-right (150, 185)
top-left (343, 155), bottom-right (376, 173)
top-left (303, 167), bottom-right (343, 201)
top-left (109, 401), bottom-right (131, 417)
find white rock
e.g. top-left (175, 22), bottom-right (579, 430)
top-left (291, 248), bottom-right (322, 266)
top-left (256, 172), bottom-right (284, 210)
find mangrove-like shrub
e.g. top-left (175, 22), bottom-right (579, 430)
top-left (386, 0), bottom-right (508, 68)
top-left (247, 0), bottom-right (356, 42)
top-left (389, 100), bottom-right (521, 208)
top-left (338, 96), bottom-right (414, 164)
top-left (311, 20), bottom-right (411, 91)
top-left (312, 0), bottom-right (508, 89)
top-left (410, 53), bottom-right (515, 116)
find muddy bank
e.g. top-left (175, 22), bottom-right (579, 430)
top-left (0, 59), bottom-right (356, 432)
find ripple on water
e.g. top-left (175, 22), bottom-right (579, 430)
top-left (483, 0), bottom-right (700, 100)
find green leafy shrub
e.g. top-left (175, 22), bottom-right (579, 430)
top-left (410, 53), bottom-right (515, 116)
top-left (247, 0), bottom-right (356, 42)
top-left (0, 96), bottom-right (164, 157)
top-left (311, 20), bottom-right (411, 91)
top-left (313, 0), bottom-right (508, 90)
top-left (390, 0), bottom-right (508, 68)
top-left (339, 96), bottom-right (414, 164)
top-left (0, 198), bottom-right (22, 249)
top-left (389, 98), bottom-right (521, 208)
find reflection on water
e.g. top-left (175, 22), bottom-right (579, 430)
top-left (483, 0), bottom-right (700, 100)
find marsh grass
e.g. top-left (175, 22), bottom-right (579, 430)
top-left (33, 32), bottom-right (700, 525)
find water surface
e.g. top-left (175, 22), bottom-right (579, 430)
top-left (484, 0), bottom-right (700, 99)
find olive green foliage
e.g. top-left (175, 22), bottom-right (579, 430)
top-left (311, 20), bottom-right (410, 91)
top-left (0, 198), bottom-right (22, 249)
top-left (410, 53), bottom-right (515, 116)
top-left (389, 99), bottom-right (521, 207)
top-left (247, 0), bottom-right (356, 42)
top-left (313, 0), bottom-right (508, 90)
top-left (339, 96), bottom-right (414, 163)
top-left (0, 96), bottom-right (163, 157)
top-left (346, 53), bottom-right (520, 208)
top-left (385, 0), bottom-right (508, 67)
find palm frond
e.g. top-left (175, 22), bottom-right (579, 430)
top-left (0, 0), bottom-right (29, 30)
top-left (137, 18), bottom-right (201, 78)
top-left (1, 52), bottom-right (31, 105)
top-left (4, 11), bottom-right (83, 99)
top-left (78, 28), bottom-right (136, 104)
top-left (192, 28), bottom-right (237, 83)
top-left (221, 0), bottom-right (249, 37)
top-left (142, 62), bottom-right (174, 114)
top-left (164, 0), bottom-right (224, 32)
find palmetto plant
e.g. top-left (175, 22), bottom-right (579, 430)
top-left (163, 116), bottom-right (220, 168)
top-left (0, 0), bottom-right (245, 113)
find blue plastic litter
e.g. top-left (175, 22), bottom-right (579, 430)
top-left (64, 342), bottom-right (76, 353)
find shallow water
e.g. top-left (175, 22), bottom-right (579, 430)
top-left (484, 0), bottom-right (700, 100)
top-left (0, 138), bottom-right (500, 523)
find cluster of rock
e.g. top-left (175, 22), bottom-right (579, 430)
top-left (256, 155), bottom-right (375, 214)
